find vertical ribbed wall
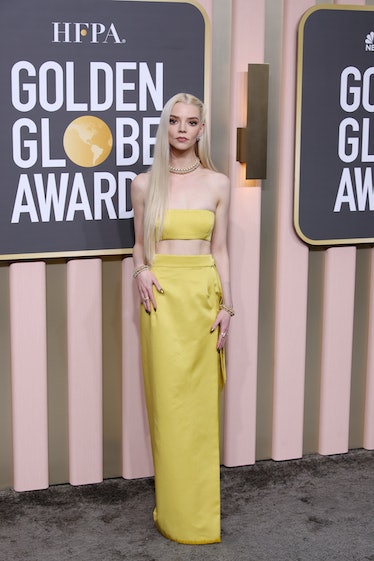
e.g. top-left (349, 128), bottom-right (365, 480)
top-left (0, 0), bottom-right (373, 491)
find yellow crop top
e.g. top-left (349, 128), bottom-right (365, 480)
top-left (160, 209), bottom-right (215, 241)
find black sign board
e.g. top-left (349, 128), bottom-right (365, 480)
top-left (0, 0), bottom-right (207, 259)
top-left (295, 5), bottom-right (374, 245)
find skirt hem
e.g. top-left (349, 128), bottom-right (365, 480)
top-left (154, 519), bottom-right (221, 545)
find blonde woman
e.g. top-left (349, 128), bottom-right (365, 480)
top-left (131, 93), bottom-right (233, 544)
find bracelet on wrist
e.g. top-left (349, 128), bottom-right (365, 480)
top-left (133, 264), bottom-right (150, 278)
top-left (219, 302), bottom-right (235, 316)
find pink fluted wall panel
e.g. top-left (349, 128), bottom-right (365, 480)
top-left (271, 0), bottom-right (311, 461)
top-left (318, 248), bottom-right (356, 454)
top-left (10, 262), bottom-right (48, 491)
top-left (222, 0), bottom-right (264, 467)
top-left (67, 259), bottom-right (103, 485)
top-left (363, 248), bottom-right (374, 449)
top-left (122, 258), bottom-right (153, 479)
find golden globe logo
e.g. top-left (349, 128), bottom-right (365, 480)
top-left (52, 22), bottom-right (125, 44)
top-left (63, 116), bottom-right (113, 167)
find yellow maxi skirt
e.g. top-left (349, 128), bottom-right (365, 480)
top-left (140, 254), bottom-right (226, 544)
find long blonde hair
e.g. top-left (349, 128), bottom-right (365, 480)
top-left (143, 93), bottom-right (216, 264)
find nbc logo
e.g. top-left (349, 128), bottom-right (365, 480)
top-left (365, 32), bottom-right (374, 51)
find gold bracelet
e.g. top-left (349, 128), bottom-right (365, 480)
top-left (219, 302), bottom-right (235, 316)
top-left (133, 265), bottom-right (150, 278)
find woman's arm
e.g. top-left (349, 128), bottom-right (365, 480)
top-left (131, 174), bottom-right (162, 312)
top-left (210, 173), bottom-right (233, 349)
top-left (131, 173), bottom-right (147, 268)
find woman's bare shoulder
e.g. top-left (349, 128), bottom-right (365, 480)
top-left (201, 169), bottom-right (230, 193)
top-left (132, 171), bottom-right (150, 190)
top-left (131, 171), bottom-right (151, 203)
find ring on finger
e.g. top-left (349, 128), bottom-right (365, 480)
top-left (144, 297), bottom-right (150, 301)
top-left (221, 332), bottom-right (227, 337)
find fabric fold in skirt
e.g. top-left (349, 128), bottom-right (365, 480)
top-left (140, 254), bottom-right (225, 544)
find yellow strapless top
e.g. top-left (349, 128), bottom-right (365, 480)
top-left (160, 209), bottom-right (215, 241)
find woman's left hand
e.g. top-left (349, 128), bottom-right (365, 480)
top-left (210, 309), bottom-right (231, 350)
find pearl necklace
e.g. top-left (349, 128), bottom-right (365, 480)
top-left (169, 158), bottom-right (200, 175)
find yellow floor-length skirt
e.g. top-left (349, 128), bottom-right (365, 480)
top-left (140, 254), bottom-right (225, 544)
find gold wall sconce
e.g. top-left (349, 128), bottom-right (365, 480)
top-left (236, 63), bottom-right (269, 180)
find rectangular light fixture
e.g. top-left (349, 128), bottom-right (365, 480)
top-left (236, 63), bottom-right (269, 180)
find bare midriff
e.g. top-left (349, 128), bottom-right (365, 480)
top-left (156, 239), bottom-right (211, 255)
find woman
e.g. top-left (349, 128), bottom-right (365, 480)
top-left (131, 93), bottom-right (234, 544)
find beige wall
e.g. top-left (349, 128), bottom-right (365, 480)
top-left (0, 0), bottom-right (373, 491)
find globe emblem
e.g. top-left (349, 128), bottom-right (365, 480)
top-left (63, 115), bottom-right (113, 167)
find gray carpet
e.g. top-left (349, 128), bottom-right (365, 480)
top-left (0, 449), bottom-right (373, 561)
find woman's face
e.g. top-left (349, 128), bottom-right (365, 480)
top-left (168, 102), bottom-right (204, 152)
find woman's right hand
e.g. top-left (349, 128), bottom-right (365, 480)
top-left (135, 268), bottom-right (163, 313)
